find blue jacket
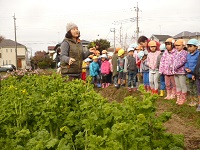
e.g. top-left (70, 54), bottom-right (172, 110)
top-left (89, 61), bottom-right (100, 76)
top-left (185, 50), bottom-right (200, 78)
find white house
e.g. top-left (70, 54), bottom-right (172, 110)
top-left (0, 39), bottom-right (28, 69)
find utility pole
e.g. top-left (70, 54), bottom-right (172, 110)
top-left (13, 13), bottom-right (18, 69)
top-left (113, 18), bottom-right (135, 48)
top-left (135, 2), bottom-right (139, 41)
top-left (114, 28), bottom-right (115, 50)
top-left (110, 28), bottom-right (115, 51)
top-left (119, 23), bottom-right (122, 46)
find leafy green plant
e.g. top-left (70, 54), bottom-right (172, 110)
top-left (0, 75), bottom-right (184, 149)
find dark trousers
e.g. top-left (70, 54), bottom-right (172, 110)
top-left (102, 74), bottom-right (109, 83)
top-left (128, 71), bottom-right (137, 88)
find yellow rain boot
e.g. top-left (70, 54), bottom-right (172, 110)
top-left (159, 90), bottom-right (164, 97)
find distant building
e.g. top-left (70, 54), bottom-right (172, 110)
top-left (0, 39), bottom-right (28, 69)
top-left (81, 40), bottom-right (90, 52)
top-left (173, 31), bottom-right (200, 42)
top-left (107, 47), bottom-right (115, 53)
top-left (47, 46), bottom-right (55, 59)
top-left (150, 34), bottom-right (172, 43)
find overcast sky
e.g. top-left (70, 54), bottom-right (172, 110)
top-left (0, 0), bottom-right (200, 56)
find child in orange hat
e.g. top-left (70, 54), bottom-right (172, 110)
top-left (147, 40), bottom-right (161, 94)
top-left (173, 39), bottom-right (188, 105)
top-left (159, 38), bottom-right (177, 100)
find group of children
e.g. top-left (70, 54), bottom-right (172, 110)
top-left (81, 50), bottom-right (113, 88)
top-left (81, 38), bottom-right (200, 111)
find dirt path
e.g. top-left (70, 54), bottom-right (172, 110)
top-left (156, 99), bottom-right (200, 150)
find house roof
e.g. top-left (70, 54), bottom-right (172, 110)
top-left (48, 46), bottom-right (55, 51)
top-left (173, 31), bottom-right (200, 38)
top-left (0, 39), bottom-right (26, 48)
top-left (81, 39), bottom-right (90, 44)
top-left (107, 47), bottom-right (115, 52)
top-left (151, 34), bottom-right (172, 41)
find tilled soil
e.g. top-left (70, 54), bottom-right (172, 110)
top-left (156, 99), bottom-right (200, 150)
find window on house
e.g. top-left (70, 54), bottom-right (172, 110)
top-left (0, 53), bottom-right (1, 58)
top-left (6, 60), bottom-right (8, 64)
top-left (9, 60), bottom-right (11, 64)
top-left (11, 49), bottom-right (12, 52)
top-left (6, 49), bottom-right (8, 52)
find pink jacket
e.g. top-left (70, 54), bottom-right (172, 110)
top-left (147, 51), bottom-right (161, 70)
top-left (159, 48), bottom-right (176, 75)
top-left (173, 50), bottom-right (188, 74)
top-left (101, 60), bottom-right (111, 74)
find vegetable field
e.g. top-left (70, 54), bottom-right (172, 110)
top-left (0, 74), bottom-right (185, 149)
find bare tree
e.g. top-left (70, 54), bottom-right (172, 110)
top-left (0, 36), bottom-right (4, 43)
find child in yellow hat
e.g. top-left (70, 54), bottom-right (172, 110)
top-left (116, 49), bottom-right (127, 89)
top-left (89, 56), bottom-right (101, 88)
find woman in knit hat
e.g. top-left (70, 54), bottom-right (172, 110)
top-left (60, 22), bottom-right (94, 79)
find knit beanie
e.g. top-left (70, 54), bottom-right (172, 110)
top-left (66, 22), bottom-right (78, 32)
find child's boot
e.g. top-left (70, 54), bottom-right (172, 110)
top-left (147, 85), bottom-right (151, 93)
top-left (102, 83), bottom-right (106, 88)
top-left (197, 96), bottom-right (200, 111)
top-left (151, 89), bottom-right (155, 94)
top-left (159, 90), bottom-right (164, 97)
top-left (164, 90), bottom-right (171, 100)
top-left (176, 91), bottom-right (181, 104)
top-left (116, 84), bottom-right (120, 89)
top-left (170, 89), bottom-right (176, 99)
top-left (178, 92), bottom-right (187, 105)
top-left (105, 83), bottom-right (109, 88)
top-left (121, 80), bottom-right (126, 87)
top-left (133, 87), bottom-right (137, 92)
top-left (97, 83), bottom-right (101, 88)
top-left (154, 89), bottom-right (159, 95)
top-left (144, 85), bottom-right (148, 92)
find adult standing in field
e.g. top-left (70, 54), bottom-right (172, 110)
top-left (60, 22), bottom-right (94, 79)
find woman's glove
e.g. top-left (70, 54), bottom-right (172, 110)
top-left (69, 58), bottom-right (76, 65)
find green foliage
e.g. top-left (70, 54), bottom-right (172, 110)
top-left (31, 51), bottom-right (53, 69)
top-left (0, 75), bottom-right (184, 149)
top-left (88, 39), bottom-right (110, 51)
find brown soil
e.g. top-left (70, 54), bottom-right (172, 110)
top-left (156, 99), bottom-right (200, 150)
top-left (96, 86), bottom-right (200, 150)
